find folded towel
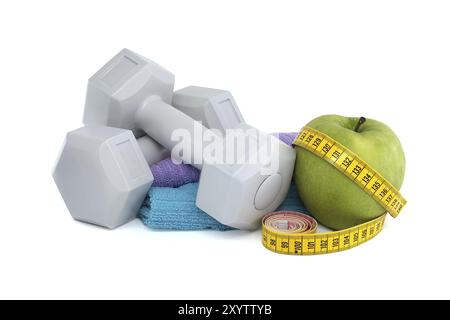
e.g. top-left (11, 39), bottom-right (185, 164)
top-left (139, 182), bottom-right (309, 231)
top-left (151, 158), bottom-right (200, 188)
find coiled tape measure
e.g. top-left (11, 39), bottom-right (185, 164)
top-left (262, 126), bottom-right (406, 255)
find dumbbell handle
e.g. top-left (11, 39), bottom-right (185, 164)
top-left (136, 135), bottom-right (170, 165)
top-left (136, 96), bottom-right (221, 170)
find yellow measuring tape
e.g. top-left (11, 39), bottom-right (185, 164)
top-left (261, 126), bottom-right (406, 255)
top-left (262, 211), bottom-right (386, 255)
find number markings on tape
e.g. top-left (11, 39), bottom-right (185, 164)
top-left (262, 212), bottom-right (386, 255)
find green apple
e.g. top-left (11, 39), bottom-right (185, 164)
top-left (294, 115), bottom-right (405, 230)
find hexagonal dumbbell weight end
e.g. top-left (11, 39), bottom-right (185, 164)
top-left (53, 126), bottom-right (154, 229)
top-left (83, 48), bottom-right (175, 138)
top-left (173, 86), bottom-right (245, 131)
top-left (196, 127), bottom-right (296, 230)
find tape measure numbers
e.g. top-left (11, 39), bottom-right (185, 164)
top-left (293, 127), bottom-right (406, 218)
top-left (261, 126), bottom-right (406, 255)
top-left (262, 211), bottom-right (386, 255)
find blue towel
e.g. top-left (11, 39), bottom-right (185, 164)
top-left (139, 182), bottom-right (309, 231)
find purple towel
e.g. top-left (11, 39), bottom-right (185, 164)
top-left (151, 159), bottom-right (200, 187)
top-left (274, 132), bottom-right (298, 146)
top-left (150, 132), bottom-right (298, 188)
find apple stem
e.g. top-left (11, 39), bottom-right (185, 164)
top-left (354, 117), bottom-right (366, 132)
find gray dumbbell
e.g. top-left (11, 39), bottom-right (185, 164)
top-left (54, 87), bottom-right (244, 229)
top-left (82, 48), bottom-right (296, 230)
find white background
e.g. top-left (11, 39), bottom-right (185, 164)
top-left (0, 0), bottom-right (449, 299)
